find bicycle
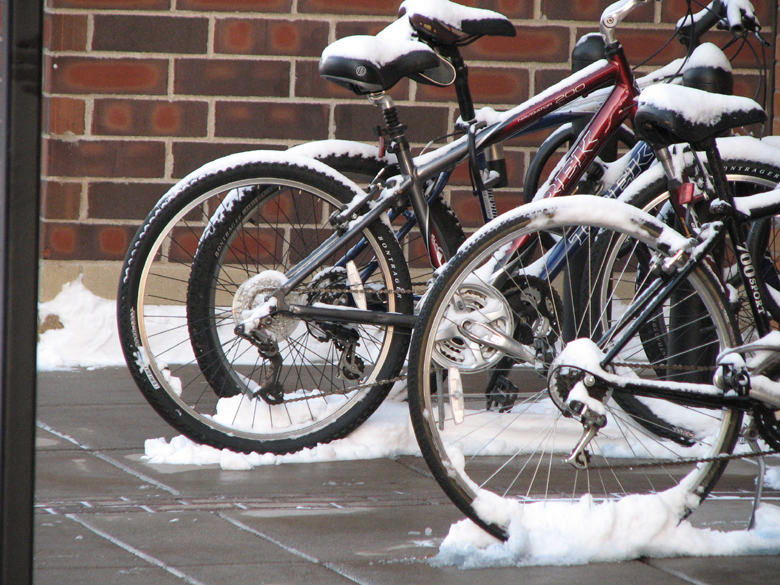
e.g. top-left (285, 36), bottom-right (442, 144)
top-left (116, 0), bottom-right (775, 456)
top-left (406, 79), bottom-right (780, 541)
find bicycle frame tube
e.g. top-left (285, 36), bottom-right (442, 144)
top-left (536, 141), bottom-right (656, 281)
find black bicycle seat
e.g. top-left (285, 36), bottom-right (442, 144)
top-left (634, 84), bottom-right (766, 149)
top-left (400, 0), bottom-right (516, 44)
top-left (319, 34), bottom-right (439, 95)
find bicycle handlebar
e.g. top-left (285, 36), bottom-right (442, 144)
top-left (677, 0), bottom-right (727, 47)
top-left (678, 0), bottom-right (760, 47)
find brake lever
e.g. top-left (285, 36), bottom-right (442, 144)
top-left (753, 29), bottom-right (771, 48)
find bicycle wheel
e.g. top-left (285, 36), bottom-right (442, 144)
top-left (619, 155), bottom-right (780, 339)
top-left (407, 196), bottom-right (742, 541)
top-left (118, 155), bottom-right (413, 454)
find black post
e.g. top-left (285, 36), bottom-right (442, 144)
top-left (0, 0), bottom-right (44, 583)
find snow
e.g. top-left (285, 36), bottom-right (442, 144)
top-left (400, 0), bottom-right (508, 30)
top-left (38, 278), bottom-right (780, 566)
top-left (434, 490), bottom-right (780, 568)
top-left (637, 84), bottom-right (762, 127)
top-left (144, 387), bottom-right (419, 468)
top-left (37, 277), bottom-right (125, 370)
top-left (320, 17), bottom-right (433, 68)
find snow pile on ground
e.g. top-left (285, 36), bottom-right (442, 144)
top-left (37, 277), bottom-right (125, 369)
top-left (434, 487), bottom-right (780, 568)
top-left (144, 392), bottom-right (420, 469)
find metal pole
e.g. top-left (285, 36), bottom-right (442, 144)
top-left (0, 0), bottom-right (43, 582)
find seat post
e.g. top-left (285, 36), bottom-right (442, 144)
top-left (368, 91), bottom-right (439, 260)
top-left (438, 44), bottom-right (475, 123)
top-left (368, 92), bottom-right (415, 177)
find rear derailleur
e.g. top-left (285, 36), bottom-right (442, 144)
top-left (234, 323), bottom-right (285, 405)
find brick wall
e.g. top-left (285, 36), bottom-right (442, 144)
top-left (40, 0), bottom-right (776, 299)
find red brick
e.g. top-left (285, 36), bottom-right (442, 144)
top-left (461, 26), bottom-right (569, 63)
top-left (177, 0), bottom-right (291, 11)
top-left (619, 29), bottom-right (687, 66)
top-left (733, 73), bottom-right (764, 101)
top-left (298, 0), bottom-right (398, 16)
top-left (46, 97), bottom-right (86, 135)
top-left (215, 102), bottom-right (329, 140)
top-left (535, 69), bottom-right (570, 94)
top-left (51, 0), bottom-right (170, 7)
top-left (45, 14), bottom-right (88, 52)
top-left (93, 100), bottom-right (208, 137)
top-left (542, 0), bottom-right (652, 22)
top-left (42, 182), bottom-right (82, 220)
top-left (175, 59), bottom-right (289, 97)
top-left (47, 139), bottom-right (166, 178)
top-left (93, 15), bottom-right (209, 54)
top-left (335, 21), bottom-right (394, 38)
top-left (49, 57), bottom-right (168, 95)
top-left (334, 103), bottom-right (449, 143)
top-left (216, 19), bottom-right (329, 57)
top-left (472, 0), bottom-right (533, 20)
top-left (172, 141), bottom-right (285, 178)
top-left (42, 223), bottom-right (139, 261)
top-left (295, 60), bottom-right (409, 100)
top-left (416, 67), bottom-right (529, 104)
top-left (88, 182), bottom-right (172, 219)
top-left (449, 188), bottom-right (522, 227)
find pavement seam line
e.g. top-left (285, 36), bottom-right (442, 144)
top-left (216, 512), bottom-right (372, 585)
top-left (640, 559), bottom-right (713, 585)
top-left (37, 420), bottom-right (181, 496)
top-left (65, 513), bottom-right (208, 585)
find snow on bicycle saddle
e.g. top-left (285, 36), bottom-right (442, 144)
top-left (634, 84), bottom-right (766, 148)
top-left (399, 0), bottom-right (515, 43)
top-left (319, 18), bottom-right (439, 95)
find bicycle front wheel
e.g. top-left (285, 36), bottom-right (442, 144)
top-left (408, 196), bottom-right (742, 540)
top-left (118, 156), bottom-right (413, 454)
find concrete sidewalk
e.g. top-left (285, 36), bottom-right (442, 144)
top-left (35, 368), bottom-right (780, 584)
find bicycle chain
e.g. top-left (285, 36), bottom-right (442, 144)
top-left (271, 375), bottom-right (407, 403)
top-left (584, 446), bottom-right (778, 471)
top-left (251, 301), bottom-right (775, 466)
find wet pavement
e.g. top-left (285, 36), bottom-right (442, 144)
top-left (35, 367), bottom-right (780, 584)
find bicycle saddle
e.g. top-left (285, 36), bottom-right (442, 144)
top-left (634, 84), bottom-right (766, 149)
top-left (319, 18), bottom-right (440, 95)
top-left (319, 0), bottom-right (515, 95)
top-left (399, 0), bottom-right (516, 44)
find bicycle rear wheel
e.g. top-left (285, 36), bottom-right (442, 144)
top-left (407, 197), bottom-right (742, 541)
top-left (118, 156), bottom-right (413, 454)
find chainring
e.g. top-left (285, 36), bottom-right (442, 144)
top-left (753, 405), bottom-right (780, 451)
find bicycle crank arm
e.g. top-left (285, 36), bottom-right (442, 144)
top-left (286, 304), bottom-right (417, 328)
top-left (457, 320), bottom-right (537, 364)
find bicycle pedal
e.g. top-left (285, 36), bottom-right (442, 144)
top-left (486, 374), bottom-right (518, 412)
